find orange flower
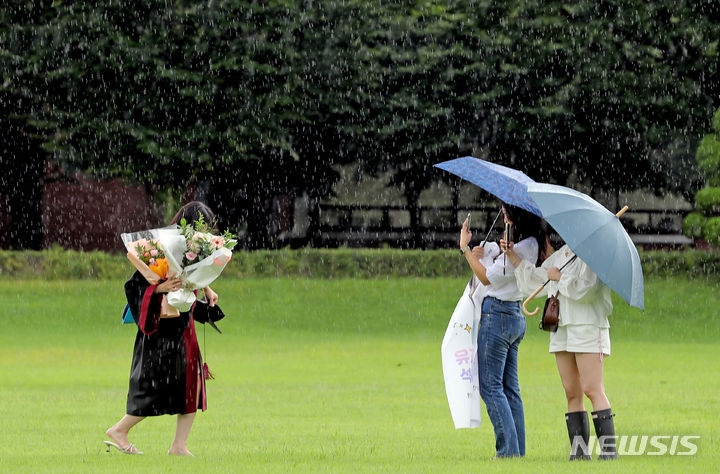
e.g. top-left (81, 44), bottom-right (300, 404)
top-left (149, 257), bottom-right (168, 279)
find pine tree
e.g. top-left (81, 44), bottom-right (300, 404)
top-left (684, 108), bottom-right (720, 246)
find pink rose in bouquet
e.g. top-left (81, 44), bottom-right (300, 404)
top-left (128, 237), bottom-right (168, 279)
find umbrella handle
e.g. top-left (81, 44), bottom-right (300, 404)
top-left (521, 284), bottom-right (545, 316)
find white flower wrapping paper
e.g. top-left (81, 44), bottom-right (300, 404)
top-left (121, 225), bottom-right (233, 313)
top-left (156, 227), bottom-right (232, 312)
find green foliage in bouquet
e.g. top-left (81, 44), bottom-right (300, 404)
top-left (178, 213), bottom-right (237, 267)
top-left (133, 239), bottom-right (165, 266)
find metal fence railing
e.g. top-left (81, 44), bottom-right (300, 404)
top-left (307, 204), bottom-right (692, 249)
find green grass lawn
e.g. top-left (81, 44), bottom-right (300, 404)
top-left (0, 276), bottom-right (718, 473)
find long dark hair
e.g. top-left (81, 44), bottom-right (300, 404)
top-left (170, 201), bottom-right (216, 228)
top-left (540, 220), bottom-right (560, 263)
top-left (502, 202), bottom-right (546, 266)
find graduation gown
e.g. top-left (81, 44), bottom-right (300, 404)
top-left (124, 271), bottom-right (224, 416)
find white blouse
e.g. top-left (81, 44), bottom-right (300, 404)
top-left (483, 236), bottom-right (539, 302)
top-left (514, 244), bottom-right (612, 328)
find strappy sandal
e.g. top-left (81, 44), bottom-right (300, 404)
top-left (104, 440), bottom-right (143, 454)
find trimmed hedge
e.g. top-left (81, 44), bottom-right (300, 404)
top-left (682, 211), bottom-right (707, 239)
top-left (639, 249), bottom-right (720, 279)
top-left (704, 218), bottom-right (720, 247)
top-left (227, 249), bottom-right (469, 278)
top-left (0, 247), bottom-right (131, 280)
top-left (1, 247), bottom-right (720, 280)
top-left (696, 186), bottom-right (720, 215)
top-left (697, 134), bottom-right (720, 185)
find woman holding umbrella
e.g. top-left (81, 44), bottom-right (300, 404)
top-left (459, 202), bottom-right (545, 458)
top-left (503, 181), bottom-right (641, 461)
top-left (504, 233), bottom-right (619, 460)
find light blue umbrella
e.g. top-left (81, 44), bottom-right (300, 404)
top-left (526, 182), bottom-right (644, 311)
top-left (434, 156), bottom-right (543, 217)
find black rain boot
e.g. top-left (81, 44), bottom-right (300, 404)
top-left (565, 411), bottom-right (592, 460)
top-left (592, 408), bottom-right (619, 460)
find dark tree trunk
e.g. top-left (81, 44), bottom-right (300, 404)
top-left (244, 188), bottom-right (271, 250)
top-left (206, 161), bottom-right (273, 250)
top-left (451, 181), bottom-right (460, 228)
top-left (4, 126), bottom-right (45, 250)
top-left (405, 187), bottom-right (422, 249)
top-left (306, 195), bottom-right (321, 247)
top-left (182, 180), bottom-right (198, 204)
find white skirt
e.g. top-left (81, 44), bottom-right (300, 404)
top-left (549, 324), bottom-right (611, 355)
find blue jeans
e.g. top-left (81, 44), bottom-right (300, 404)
top-left (478, 296), bottom-right (526, 457)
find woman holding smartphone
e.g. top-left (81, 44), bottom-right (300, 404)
top-left (459, 202), bottom-right (545, 458)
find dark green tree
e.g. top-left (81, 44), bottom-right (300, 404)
top-left (3, 0), bottom-right (719, 249)
top-left (0, 1), bottom-right (54, 249)
top-left (354, 0), bottom-right (719, 218)
top-left (683, 107), bottom-right (720, 245)
top-left (479, 0), bottom-right (718, 200)
top-left (1, 1), bottom-right (354, 247)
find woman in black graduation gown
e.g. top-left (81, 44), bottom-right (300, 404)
top-left (105, 202), bottom-right (224, 456)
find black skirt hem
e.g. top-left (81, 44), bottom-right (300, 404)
top-left (126, 408), bottom-right (199, 417)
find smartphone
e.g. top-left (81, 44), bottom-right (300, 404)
top-left (503, 222), bottom-right (513, 275)
top-left (466, 212), bottom-right (471, 230)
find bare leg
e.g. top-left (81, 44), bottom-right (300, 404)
top-left (555, 351), bottom-right (584, 412)
top-left (107, 414), bottom-right (145, 451)
top-left (168, 374), bottom-right (201, 456)
top-left (575, 353), bottom-right (611, 411)
top-left (168, 413), bottom-right (196, 455)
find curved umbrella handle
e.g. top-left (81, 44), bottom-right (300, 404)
top-left (522, 284), bottom-right (545, 316)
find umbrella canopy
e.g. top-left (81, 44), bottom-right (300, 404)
top-left (526, 182), bottom-right (644, 310)
top-left (434, 156), bottom-right (543, 217)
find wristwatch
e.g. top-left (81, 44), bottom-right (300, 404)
top-left (460, 246), bottom-right (471, 254)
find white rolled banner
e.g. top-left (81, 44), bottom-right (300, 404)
top-left (441, 242), bottom-right (499, 429)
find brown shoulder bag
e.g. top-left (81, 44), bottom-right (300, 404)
top-left (539, 294), bottom-right (559, 332)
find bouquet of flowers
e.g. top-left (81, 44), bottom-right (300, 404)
top-left (162, 215), bottom-right (236, 311)
top-left (121, 216), bottom-right (236, 313)
top-left (132, 238), bottom-right (169, 279)
top-left (178, 213), bottom-right (236, 268)
top-left (121, 230), bottom-right (171, 284)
